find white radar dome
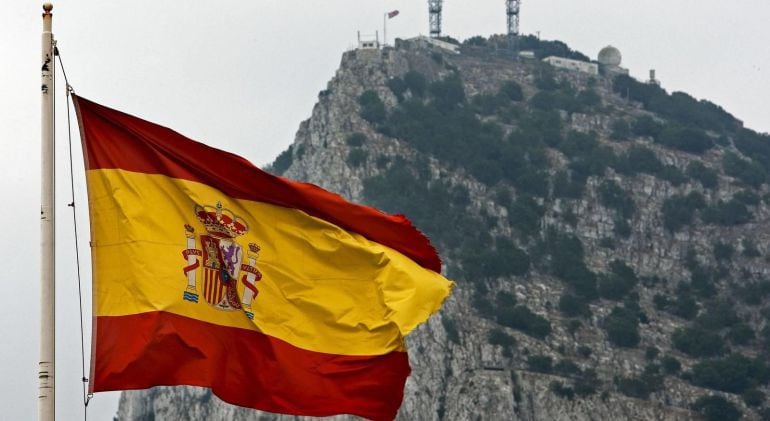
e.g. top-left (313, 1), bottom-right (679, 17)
top-left (598, 46), bottom-right (622, 67)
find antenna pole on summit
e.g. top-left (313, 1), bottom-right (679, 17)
top-left (506, 0), bottom-right (521, 51)
top-left (428, 0), bottom-right (442, 38)
top-left (39, 3), bottom-right (56, 421)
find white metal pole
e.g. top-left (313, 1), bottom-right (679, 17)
top-left (383, 13), bottom-right (387, 47)
top-left (39, 3), bottom-right (56, 421)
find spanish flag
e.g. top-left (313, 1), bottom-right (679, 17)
top-left (73, 95), bottom-right (453, 420)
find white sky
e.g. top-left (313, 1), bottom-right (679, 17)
top-left (1, 1), bottom-right (768, 420)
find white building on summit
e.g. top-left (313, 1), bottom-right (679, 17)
top-left (542, 56), bottom-right (599, 75)
top-left (542, 45), bottom-right (631, 77)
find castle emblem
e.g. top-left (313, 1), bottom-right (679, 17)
top-left (181, 201), bottom-right (262, 319)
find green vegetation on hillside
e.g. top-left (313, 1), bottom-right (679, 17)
top-left (701, 199), bottom-right (752, 226)
top-left (598, 260), bottom-right (639, 301)
top-left (359, 90), bottom-right (387, 124)
top-left (690, 354), bottom-right (769, 393)
top-left (605, 306), bottom-right (641, 348)
top-left (723, 151), bottom-right (766, 187)
top-left (617, 364), bottom-right (664, 400)
top-left (661, 192), bottom-right (706, 232)
top-left (537, 228), bottom-right (597, 300)
top-left (672, 327), bottom-right (725, 357)
top-left (272, 147), bottom-right (294, 174)
top-left (693, 395), bottom-right (742, 421)
top-left (363, 158), bottom-right (487, 255)
top-left (613, 75), bottom-right (738, 133)
top-left (463, 34), bottom-right (590, 62)
top-left (686, 161), bottom-right (718, 188)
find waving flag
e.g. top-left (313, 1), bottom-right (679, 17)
top-left (73, 95), bottom-right (452, 420)
top-left (387, 10), bottom-right (400, 19)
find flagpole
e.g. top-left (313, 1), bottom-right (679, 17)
top-left (39, 3), bottom-right (56, 421)
top-left (383, 13), bottom-right (387, 46)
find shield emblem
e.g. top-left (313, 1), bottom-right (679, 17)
top-left (200, 235), bottom-right (243, 310)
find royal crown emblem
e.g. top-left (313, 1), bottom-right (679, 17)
top-left (181, 201), bottom-right (262, 319)
top-left (194, 202), bottom-right (249, 238)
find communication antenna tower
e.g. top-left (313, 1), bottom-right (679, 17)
top-left (428, 0), bottom-right (443, 38)
top-left (506, 0), bottom-right (521, 49)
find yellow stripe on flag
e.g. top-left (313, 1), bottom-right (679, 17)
top-left (87, 168), bottom-right (453, 356)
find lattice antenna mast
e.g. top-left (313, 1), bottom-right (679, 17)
top-left (506, 0), bottom-right (521, 49)
top-left (429, 0), bottom-right (443, 38)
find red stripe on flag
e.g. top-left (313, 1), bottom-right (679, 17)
top-left (207, 271), bottom-right (216, 303)
top-left (208, 271), bottom-right (216, 304)
top-left (209, 273), bottom-right (215, 303)
top-left (91, 311), bottom-right (410, 420)
top-left (203, 272), bottom-right (208, 302)
top-left (204, 271), bottom-right (211, 303)
top-left (73, 95), bottom-right (441, 273)
top-left (209, 272), bottom-right (214, 303)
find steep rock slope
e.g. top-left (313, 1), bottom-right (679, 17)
top-left (118, 36), bottom-right (770, 421)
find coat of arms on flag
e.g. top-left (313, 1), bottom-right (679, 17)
top-left (181, 201), bottom-right (262, 319)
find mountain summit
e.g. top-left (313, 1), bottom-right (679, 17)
top-left (118, 35), bottom-right (770, 421)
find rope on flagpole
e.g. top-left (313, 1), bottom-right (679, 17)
top-left (55, 45), bottom-right (93, 420)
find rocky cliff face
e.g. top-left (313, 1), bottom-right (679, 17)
top-left (117, 37), bottom-right (770, 420)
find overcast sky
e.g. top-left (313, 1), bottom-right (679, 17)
top-left (2, 1), bottom-right (768, 420)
